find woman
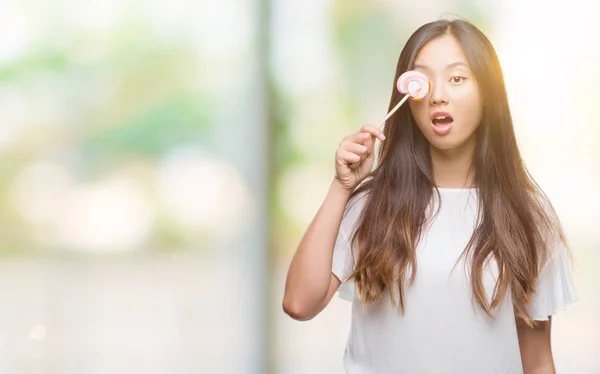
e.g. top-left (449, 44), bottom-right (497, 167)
top-left (282, 19), bottom-right (577, 373)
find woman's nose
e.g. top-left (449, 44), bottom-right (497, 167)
top-left (429, 80), bottom-right (449, 105)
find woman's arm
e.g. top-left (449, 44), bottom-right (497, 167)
top-left (516, 317), bottom-right (555, 374)
top-left (283, 125), bottom-right (384, 321)
top-left (282, 178), bottom-right (350, 321)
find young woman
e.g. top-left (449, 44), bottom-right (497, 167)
top-left (282, 19), bottom-right (577, 373)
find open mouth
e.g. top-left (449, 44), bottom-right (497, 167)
top-left (431, 112), bottom-right (454, 135)
top-left (432, 116), bottom-right (453, 125)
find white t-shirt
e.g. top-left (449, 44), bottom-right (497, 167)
top-left (332, 188), bottom-right (577, 374)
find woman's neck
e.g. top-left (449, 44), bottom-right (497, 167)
top-left (430, 135), bottom-right (476, 189)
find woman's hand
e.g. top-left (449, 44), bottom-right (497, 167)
top-left (334, 124), bottom-right (385, 193)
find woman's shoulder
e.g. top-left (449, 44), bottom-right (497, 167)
top-left (345, 185), bottom-right (371, 218)
top-left (339, 185), bottom-right (371, 237)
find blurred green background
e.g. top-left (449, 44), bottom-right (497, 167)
top-left (0, 0), bottom-right (597, 373)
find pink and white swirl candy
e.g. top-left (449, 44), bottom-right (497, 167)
top-left (376, 70), bottom-right (430, 130)
top-left (396, 70), bottom-right (429, 100)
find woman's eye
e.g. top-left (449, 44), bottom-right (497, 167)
top-left (451, 76), bottom-right (467, 84)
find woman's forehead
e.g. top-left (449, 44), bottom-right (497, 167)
top-left (413, 35), bottom-right (471, 71)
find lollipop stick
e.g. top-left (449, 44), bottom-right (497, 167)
top-left (377, 93), bottom-right (410, 130)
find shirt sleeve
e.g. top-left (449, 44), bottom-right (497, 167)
top-left (527, 234), bottom-right (578, 321)
top-left (332, 232), bottom-right (354, 301)
top-left (331, 192), bottom-right (367, 302)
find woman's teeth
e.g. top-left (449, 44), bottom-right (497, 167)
top-left (433, 117), bottom-right (452, 124)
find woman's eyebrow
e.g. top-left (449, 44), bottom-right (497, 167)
top-left (413, 61), bottom-right (470, 70)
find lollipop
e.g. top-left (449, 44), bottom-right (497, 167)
top-left (376, 70), bottom-right (430, 129)
top-left (397, 70), bottom-right (429, 100)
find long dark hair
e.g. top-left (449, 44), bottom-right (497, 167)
top-left (347, 19), bottom-right (566, 326)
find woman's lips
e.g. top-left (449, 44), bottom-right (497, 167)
top-left (431, 111), bottom-right (454, 135)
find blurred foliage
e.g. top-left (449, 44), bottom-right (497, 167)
top-left (0, 13), bottom-right (215, 255)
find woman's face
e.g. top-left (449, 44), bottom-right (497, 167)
top-left (408, 34), bottom-right (482, 152)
